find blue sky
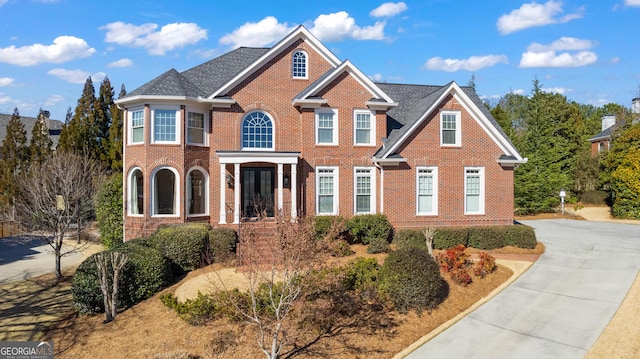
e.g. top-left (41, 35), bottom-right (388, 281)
top-left (0, 0), bottom-right (639, 121)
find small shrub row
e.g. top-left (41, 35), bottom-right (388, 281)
top-left (345, 214), bottom-right (392, 244)
top-left (150, 223), bottom-right (211, 274)
top-left (160, 292), bottom-right (219, 325)
top-left (208, 228), bottom-right (237, 263)
top-left (436, 245), bottom-right (497, 286)
top-left (394, 225), bottom-right (537, 250)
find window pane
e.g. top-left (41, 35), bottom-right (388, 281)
top-left (188, 112), bottom-right (205, 144)
top-left (188, 170), bottom-right (205, 215)
top-left (418, 195), bottom-right (433, 213)
top-left (442, 113), bottom-right (457, 145)
top-left (318, 170), bottom-right (335, 214)
top-left (356, 129), bottom-right (370, 144)
top-left (155, 169), bottom-right (175, 214)
top-left (132, 127), bottom-right (144, 143)
top-left (356, 172), bottom-right (371, 213)
top-left (131, 111), bottom-right (144, 143)
top-left (442, 130), bottom-right (456, 144)
top-left (292, 51), bottom-right (306, 78)
top-left (154, 110), bottom-right (176, 142)
top-left (466, 195), bottom-right (479, 212)
top-left (318, 128), bottom-right (333, 143)
top-left (242, 112), bottom-right (273, 149)
top-left (130, 169), bottom-right (143, 215)
top-left (356, 195), bottom-right (370, 213)
top-left (317, 112), bottom-right (334, 144)
top-left (466, 170), bottom-right (481, 213)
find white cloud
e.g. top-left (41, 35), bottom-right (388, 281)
top-left (0, 36), bottom-right (95, 66)
top-left (369, 73), bottom-right (383, 82)
top-left (497, 1), bottom-right (583, 35)
top-left (101, 21), bottom-right (207, 55)
top-left (48, 68), bottom-right (106, 84)
top-left (0, 92), bottom-right (11, 104)
top-left (0, 77), bottom-right (14, 86)
top-left (0, 0), bottom-right (7, 6)
top-left (519, 37), bottom-right (597, 67)
top-left (310, 11), bottom-right (386, 42)
top-left (44, 94), bottom-right (64, 106)
top-left (625, 0), bottom-right (640, 6)
top-left (512, 89), bottom-right (526, 95)
top-left (370, 2), bottom-right (408, 17)
top-left (423, 54), bottom-right (508, 72)
top-left (542, 86), bottom-right (569, 94)
top-left (219, 16), bottom-right (295, 48)
top-left (107, 58), bottom-right (133, 68)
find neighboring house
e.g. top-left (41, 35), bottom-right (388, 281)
top-left (115, 26), bottom-right (527, 241)
top-left (0, 110), bottom-right (62, 152)
top-left (588, 98), bottom-right (640, 156)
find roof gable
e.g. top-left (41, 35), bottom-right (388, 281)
top-left (209, 26), bottom-right (341, 99)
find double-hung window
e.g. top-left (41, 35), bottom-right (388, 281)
top-left (187, 111), bottom-right (205, 145)
top-left (354, 109), bottom-right (375, 146)
top-left (317, 167), bottom-right (338, 215)
top-left (152, 108), bottom-right (179, 143)
top-left (130, 109), bottom-right (144, 144)
top-left (315, 108), bottom-right (338, 145)
top-left (464, 167), bottom-right (484, 214)
top-left (441, 111), bottom-right (461, 146)
top-left (417, 167), bottom-right (438, 215)
top-left (355, 167), bottom-right (375, 214)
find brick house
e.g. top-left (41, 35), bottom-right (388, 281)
top-left (115, 26), bottom-right (527, 240)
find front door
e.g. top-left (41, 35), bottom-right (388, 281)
top-left (242, 167), bottom-right (275, 218)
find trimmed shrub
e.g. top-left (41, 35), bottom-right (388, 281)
top-left (314, 215), bottom-right (347, 240)
top-left (433, 228), bottom-right (469, 249)
top-left (150, 223), bottom-right (210, 273)
top-left (94, 173), bottom-right (123, 249)
top-left (468, 226), bottom-right (506, 250)
top-left (379, 247), bottom-right (448, 313)
top-left (344, 257), bottom-right (380, 295)
top-left (393, 228), bottom-right (426, 250)
top-left (346, 214), bottom-right (392, 244)
top-left (436, 244), bottom-right (472, 286)
top-left (209, 228), bottom-right (237, 263)
top-left (160, 292), bottom-right (218, 325)
top-left (72, 242), bottom-right (173, 315)
top-left (504, 225), bottom-right (537, 249)
top-left (474, 252), bottom-right (497, 278)
top-left (367, 237), bottom-right (390, 254)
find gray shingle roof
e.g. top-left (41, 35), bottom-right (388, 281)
top-left (589, 125), bottom-right (615, 141)
top-left (0, 113), bottom-right (62, 149)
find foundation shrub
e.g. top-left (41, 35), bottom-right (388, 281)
top-left (314, 215), bottom-right (347, 240)
top-left (436, 244), bottom-right (473, 286)
top-left (208, 228), bottom-right (237, 263)
top-left (346, 214), bottom-right (392, 244)
top-left (367, 237), bottom-right (391, 254)
top-left (433, 228), bottom-right (469, 249)
top-left (393, 228), bottom-right (426, 250)
top-left (467, 226), bottom-right (506, 250)
top-left (379, 247), bottom-right (448, 312)
top-left (72, 242), bottom-right (173, 315)
top-left (150, 223), bottom-right (210, 273)
top-left (344, 257), bottom-right (380, 297)
top-left (474, 252), bottom-right (497, 278)
top-left (160, 292), bottom-right (219, 325)
top-left (504, 225), bottom-right (537, 249)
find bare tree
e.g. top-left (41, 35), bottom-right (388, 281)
top-left (8, 151), bottom-right (104, 278)
top-left (424, 227), bottom-right (437, 257)
top-left (95, 251), bottom-right (128, 323)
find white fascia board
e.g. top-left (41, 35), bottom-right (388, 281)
top-left (114, 95), bottom-right (236, 109)
top-left (209, 26), bottom-right (341, 99)
top-left (371, 157), bottom-right (407, 166)
top-left (291, 98), bottom-right (327, 108)
top-left (217, 151), bottom-right (301, 164)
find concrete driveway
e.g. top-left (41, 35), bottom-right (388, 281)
top-left (0, 235), bottom-right (87, 283)
top-left (404, 219), bottom-right (640, 359)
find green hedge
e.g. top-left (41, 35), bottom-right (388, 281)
top-left (346, 214), bottom-right (392, 244)
top-left (393, 229), bottom-right (426, 250)
top-left (379, 247), bottom-right (448, 313)
top-left (209, 228), bottom-right (237, 263)
top-left (395, 225), bottom-right (537, 250)
top-left (314, 215), bottom-right (347, 240)
top-left (504, 225), bottom-right (537, 249)
top-left (150, 223), bottom-right (210, 273)
top-left (433, 228), bottom-right (469, 249)
top-left (72, 241), bottom-right (173, 315)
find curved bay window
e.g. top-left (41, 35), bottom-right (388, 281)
top-left (187, 168), bottom-right (207, 215)
top-left (153, 168), bottom-right (177, 215)
top-left (242, 111), bottom-right (273, 150)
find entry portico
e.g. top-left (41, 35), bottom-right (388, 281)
top-left (217, 151), bottom-right (300, 224)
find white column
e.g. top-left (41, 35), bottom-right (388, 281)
top-left (291, 164), bottom-right (297, 219)
top-left (219, 164), bottom-right (226, 224)
top-left (277, 163), bottom-right (284, 214)
top-left (233, 163), bottom-right (240, 224)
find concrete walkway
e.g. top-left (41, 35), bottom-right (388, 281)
top-left (404, 219), bottom-right (640, 359)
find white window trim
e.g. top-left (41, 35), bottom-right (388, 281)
top-left (464, 167), bottom-right (485, 215)
top-left (354, 167), bottom-right (376, 215)
top-left (316, 166), bottom-right (339, 215)
top-left (186, 109), bottom-right (208, 146)
top-left (128, 108), bottom-right (144, 145)
top-left (150, 166), bottom-right (180, 217)
top-left (292, 50), bottom-right (308, 79)
top-left (416, 166), bottom-right (438, 216)
top-left (440, 110), bottom-right (461, 147)
top-left (353, 109), bottom-right (376, 146)
top-left (151, 106), bottom-right (181, 144)
top-left (186, 166), bottom-right (209, 217)
top-left (241, 111), bottom-right (275, 151)
top-left (127, 167), bottom-right (144, 217)
top-left (315, 108), bottom-right (338, 146)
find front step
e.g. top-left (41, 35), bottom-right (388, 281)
top-left (237, 221), bottom-right (282, 267)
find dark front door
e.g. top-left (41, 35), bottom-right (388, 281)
top-left (242, 167), bottom-right (274, 218)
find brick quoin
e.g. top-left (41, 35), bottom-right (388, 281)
top-left (119, 27), bottom-right (524, 241)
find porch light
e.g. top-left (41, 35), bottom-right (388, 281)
top-left (226, 173), bottom-right (234, 188)
top-left (559, 189), bottom-right (566, 215)
top-left (283, 174), bottom-right (290, 188)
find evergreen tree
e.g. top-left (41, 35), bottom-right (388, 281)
top-left (0, 108), bottom-right (29, 211)
top-left (58, 77), bottom-right (99, 158)
top-left (108, 83), bottom-right (126, 172)
top-left (29, 108), bottom-right (53, 164)
top-left (95, 77), bottom-right (114, 168)
top-left (603, 121), bottom-right (640, 218)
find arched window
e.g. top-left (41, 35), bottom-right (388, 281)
top-left (152, 167), bottom-right (178, 215)
top-left (187, 168), bottom-right (207, 215)
top-left (292, 50), bottom-right (307, 79)
top-left (242, 111), bottom-right (274, 150)
top-left (128, 168), bottom-right (144, 215)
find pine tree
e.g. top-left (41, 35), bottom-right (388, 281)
top-left (108, 84), bottom-right (126, 172)
top-left (58, 77), bottom-right (99, 158)
top-left (95, 77), bottom-right (114, 168)
top-left (0, 108), bottom-right (29, 211)
top-left (29, 109), bottom-right (53, 164)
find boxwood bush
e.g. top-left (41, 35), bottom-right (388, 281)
top-left (367, 237), bottom-right (390, 254)
top-left (72, 241), bottom-right (173, 315)
top-left (504, 224), bottom-right (537, 249)
top-left (380, 247), bottom-right (448, 313)
top-left (346, 214), bottom-right (392, 244)
top-left (314, 215), bottom-right (347, 240)
top-left (209, 228), bottom-right (237, 263)
top-left (150, 223), bottom-right (210, 273)
top-left (433, 228), bottom-right (469, 249)
top-left (467, 226), bottom-right (506, 250)
top-left (393, 228), bottom-right (426, 250)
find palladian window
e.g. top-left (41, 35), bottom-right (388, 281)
top-left (242, 111), bottom-right (274, 150)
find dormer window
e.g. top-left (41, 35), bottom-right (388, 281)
top-left (292, 50), bottom-right (307, 79)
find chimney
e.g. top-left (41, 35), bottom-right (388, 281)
top-left (601, 114), bottom-right (616, 131)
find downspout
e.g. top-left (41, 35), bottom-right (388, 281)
top-left (373, 161), bottom-right (384, 214)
